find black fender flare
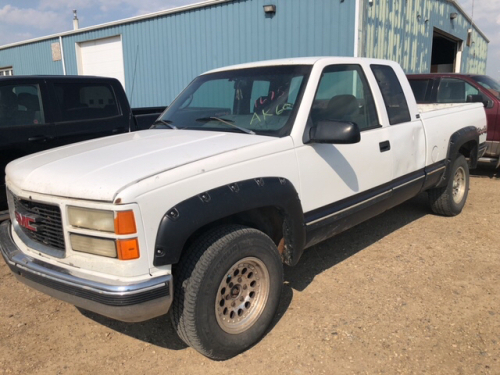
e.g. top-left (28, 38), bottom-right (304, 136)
top-left (153, 177), bottom-right (306, 267)
top-left (436, 126), bottom-right (479, 188)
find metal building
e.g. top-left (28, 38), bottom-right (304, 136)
top-left (0, 0), bottom-right (489, 107)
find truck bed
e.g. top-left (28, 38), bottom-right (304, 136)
top-left (417, 102), bottom-right (481, 113)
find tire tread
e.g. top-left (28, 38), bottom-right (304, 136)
top-left (171, 225), bottom-right (281, 360)
top-left (428, 155), bottom-right (469, 216)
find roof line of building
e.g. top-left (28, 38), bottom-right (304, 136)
top-left (0, 0), bottom-right (234, 50)
top-left (0, 0), bottom-right (490, 51)
top-left (447, 0), bottom-right (489, 43)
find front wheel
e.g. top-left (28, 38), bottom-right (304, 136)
top-left (428, 155), bottom-right (470, 216)
top-left (170, 225), bottom-right (283, 360)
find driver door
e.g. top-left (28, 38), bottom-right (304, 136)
top-left (295, 64), bottom-right (393, 243)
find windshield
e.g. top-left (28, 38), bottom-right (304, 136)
top-left (471, 75), bottom-right (500, 99)
top-left (158, 65), bottom-right (312, 137)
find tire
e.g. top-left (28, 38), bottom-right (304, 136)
top-left (170, 225), bottom-right (283, 360)
top-left (428, 155), bottom-right (469, 216)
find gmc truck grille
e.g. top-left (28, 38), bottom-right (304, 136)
top-left (13, 197), bottom-right (65, 252)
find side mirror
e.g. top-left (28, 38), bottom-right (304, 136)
top-left (309, 120), bottom-right (361, 144)
top-left (467, 94), bottom-right (491, 108)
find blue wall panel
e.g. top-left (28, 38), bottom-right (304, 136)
top-left (0, 0), bottom-right (489, 107)
top-left (0, 38), bottom-right (63, 75)
top-left (0, 0), bottom-right (356, 108)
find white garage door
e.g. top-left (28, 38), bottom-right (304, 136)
top-left (77, 35), bottom-right (126, 90)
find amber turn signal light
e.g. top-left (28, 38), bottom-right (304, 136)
top-left (114, 211), bottom-right (137, 235)
top-left (117, 238), bottom-right (140, 260)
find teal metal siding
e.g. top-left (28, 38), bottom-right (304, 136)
top-left (0, 0), bottom-right (488, 108)
top-left (361, 0), bottom-right (488, 74)
top-left (0, 38), bottom-right (63, 75)
top-left (0, 0), bottom-right (357, 108)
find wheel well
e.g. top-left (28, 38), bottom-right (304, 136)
top-left (458, 140), bottom-right (478, 168)
top-left (183, 206), bottom-right (286, 258)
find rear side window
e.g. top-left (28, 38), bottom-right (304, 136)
top-left (371, 65), bottom-right (411, 125)
top-left (0, 84), bottom-right (45, 126)
top-left (409, 79), bottom-right (432, 103)
top-left (52, 82), bottom-right (120, 122)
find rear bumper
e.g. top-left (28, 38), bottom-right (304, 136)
top-left (0, 220), bottom-right (173, 322)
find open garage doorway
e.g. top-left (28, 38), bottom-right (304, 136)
top-left (431, 29), bottom-right (462, 73)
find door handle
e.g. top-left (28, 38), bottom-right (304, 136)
top-left (28, 135), bottom-right (48, 142)
top-left (379, 140), bottom-right (391, 152)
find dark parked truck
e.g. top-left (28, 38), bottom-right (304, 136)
top-left (0, 75), bottom-right (164, 211)
top-left (407, 73), bottom-right (500, 167)
top-left (1, 57), bottom-right (487, 359)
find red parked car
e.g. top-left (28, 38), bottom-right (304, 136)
top-left (407, 73), bottom-right (500, 168)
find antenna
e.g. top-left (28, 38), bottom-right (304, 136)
top-left (128, 44), bottom-right (140, 130)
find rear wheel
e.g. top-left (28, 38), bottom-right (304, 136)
top-left (171, 225), bottom-right (283, 360)
top-left (428, 155), bottom-right (469, 216)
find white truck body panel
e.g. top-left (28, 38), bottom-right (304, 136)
top-left (419, 102), bottom-right (486, 164)
top-left (6, 130), bottom-right (275, 202)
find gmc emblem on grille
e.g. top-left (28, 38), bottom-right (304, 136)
top-left (15, 212), bottom-right (37, 232)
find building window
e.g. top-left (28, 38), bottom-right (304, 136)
top-left (0, 67), bottom-right (14, 76)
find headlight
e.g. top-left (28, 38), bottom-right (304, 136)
top-left (68, 207), bottom-right (137, 234)
top-left (68, 207), bottom-right (139, 260)
top-left (68, 207), bottom-right (114, 232)
top-left (70, 234), bottom-right (117, 258)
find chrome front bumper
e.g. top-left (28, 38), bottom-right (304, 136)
top-left (0, 220), bottom-right (173, 322)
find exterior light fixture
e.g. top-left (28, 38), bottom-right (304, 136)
top-left (450, 12), bottom-right (458, 20)
top-left (263, 5), bottom-right (276, 14)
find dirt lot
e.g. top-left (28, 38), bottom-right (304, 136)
top-left (1, 168), bottom-right (499, 375)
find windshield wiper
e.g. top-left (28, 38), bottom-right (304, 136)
top-left (195, 117), bottom-right (255, 135)
top-left (151, 119), bottom-right (177, 129)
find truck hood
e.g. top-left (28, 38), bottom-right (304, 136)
top-left (6, 130), bottom-right (274, 202)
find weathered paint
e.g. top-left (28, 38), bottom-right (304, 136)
top-left (360, 0), bottom-right (488, 74)
top-left (0, 0), bottom-right (356, 108)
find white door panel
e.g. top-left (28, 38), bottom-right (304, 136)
top-left (297, 127), bottom-right (393, 213)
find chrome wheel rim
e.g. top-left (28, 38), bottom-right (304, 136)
top-left (215, 257), bottom-right (270, 334)
top-left (452, 166), bottom-right (466, 204)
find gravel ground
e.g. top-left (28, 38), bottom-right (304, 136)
top-left (0, 167), bottom-right (499, 374)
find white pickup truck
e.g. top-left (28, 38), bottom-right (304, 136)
top-left (1, 57), bottom-right (487, 359)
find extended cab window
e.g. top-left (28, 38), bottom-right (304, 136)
top-left (53, 83), bottom-right (120, 122)
top-left (311, 64), bottom-right (378, 130)
top-left (0, 84), bottom-right (45, 126)
top-left (371, 65), bottom-right (411, 125)
top-left (437, 78), bottom-right (480, 103)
